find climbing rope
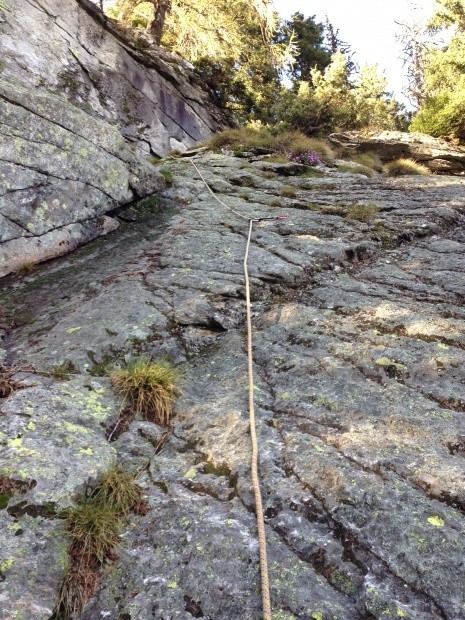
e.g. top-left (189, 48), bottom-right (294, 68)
top-left (190, 159), bottom-right (288, 620)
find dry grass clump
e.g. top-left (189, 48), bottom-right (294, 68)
top-left (337, 163), bottom-right (374, 177)
top-left (65, 502), bottom-right (121, 564)
top-left (53, 467), bottom-right (145, 619)
top-left (0, 366), bottom-right (22, 398)
top-left (206, 127), bottom-right (274, 151)
top-left (385, 158), bottom-right (430, 176)
top-left (280, 185), bottom-right (297, 198)
top-left (205, 127), bottom-right (334, 161)
top-left (92, 467), bottom-right (146, 517)
top-left (352, 151), bottom-right (383, 172)
top-left (346, 203), bottom-right (380, 223)
top-left (264, 154), bottom-right (290, 164)
top-left (110, 357), bottom-right (178, 425)
top-left (271, 131), bottom-right (334, 160)
top-left (0, 475), bottom-right (34, 509)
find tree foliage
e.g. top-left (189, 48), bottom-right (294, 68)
top-left (410, 0), bottom-right (465, 140)
top-left (275, 12), bottom-right (331, 83)
top-left (104, 1), bottom-right (406, 132)
top-left (273, 52), bottom-right (401, 135)
top-left (105, 0), bottom-right (288, 121)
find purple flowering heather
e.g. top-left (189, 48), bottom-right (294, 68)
top-left (287, 151), bottom-right (322, 166)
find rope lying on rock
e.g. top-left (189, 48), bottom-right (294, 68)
top-left (190, 158), bottom-right (288, 620)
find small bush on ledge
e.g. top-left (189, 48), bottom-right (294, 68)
top-left (110, 357), bottom-right (179, 425)
top-left (204, 127), bottom-right (334, 161)
top-left (385, 158), bottom-right (431, 176)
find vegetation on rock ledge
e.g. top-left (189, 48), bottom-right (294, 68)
top-left (110, 356), bottom-right (179, 425)
top-left (53, 466), bottom-right (146, 619)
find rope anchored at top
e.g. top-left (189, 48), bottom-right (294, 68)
top-left (190, 158), bottom-right (289, 620)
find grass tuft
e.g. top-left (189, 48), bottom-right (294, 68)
top-left (92, 466), bottom-right (144, 516)
top-left (385, 158), bottom-right (430, 176)
top-left (346, 203), bottom-right (380, 223)
top-left (264, 154), bottom-right (290, 164)
top-left (280, 185), bottom-right (297, 198)
top-left (204, 127), bottom-right (334, 161)
top-left (159, 168), bottom-right (174, 185)
top-left (238, 190), bottom-right (252, 201)
top-left (337, 163), bottom-right (374, 177)
top-left (16, 262), bottom-right (36, 274)
top-left (205, 127), bottom-right (272, 151)
top-left (352, 151), bottom-right (383, 172)
top-left (110, 357), bottom-right (178, 425)
top-left (64, 502), bottom-right (121, 563)
top-left (53, 467), bottom-right (145, 619)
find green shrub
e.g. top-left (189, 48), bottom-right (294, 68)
top-left (110, 357), bottom-right (178, 425)
top-left (385, 158), bottom-right (430, 176)
top-left (410, 91), bottom-right (465, 141)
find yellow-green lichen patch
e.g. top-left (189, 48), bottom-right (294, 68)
top-left (272, 611), bottom-right (297, 620)
top-left (62, 421), bottom-right (89, 435)
top-left (7, 437), bottom-right (23, 448)
top-left (427, 515), bottom-right (445, 527)
top-left (0, 558), bottom-right (14, 574)
top-left (65, 327), bottom-right (82, 334)
top-left (61, 385), bottom-right (113, 421)
top-left (184, 468), bottom-right (198, 479)
top-left (375, 357), bottom-right (407, 371)
top-left (78, 447), bottom-right (93, 456)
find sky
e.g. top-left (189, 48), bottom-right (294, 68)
top-left (272, 0), bottom-right (437, 107)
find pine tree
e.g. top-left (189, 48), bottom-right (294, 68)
top-left (410, 0), bottom-right (465, 140)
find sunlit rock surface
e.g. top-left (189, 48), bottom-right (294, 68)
top-left (1, 154), bottom-right (465, 619)
top-left (329, 130), bottom-right (465, 174)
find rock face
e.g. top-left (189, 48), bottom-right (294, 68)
top-left (0, 0), bottom-right (228, 277)
top-left (1, 155), bottom-right (465, 619)
top-left (329, 130), bottom-right (465, 174)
